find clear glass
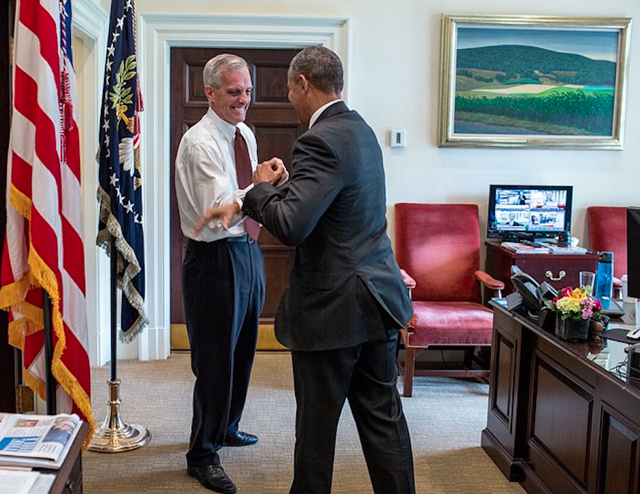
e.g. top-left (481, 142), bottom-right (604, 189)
top-left (580, 271), bottom-right (596, 292)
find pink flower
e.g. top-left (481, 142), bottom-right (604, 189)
top-left (561, 287), bottom-right (575, 298)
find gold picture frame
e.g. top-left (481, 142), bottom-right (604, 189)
top-left (438, 14), bottom-right (632, 149)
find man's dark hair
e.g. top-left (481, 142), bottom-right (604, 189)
top-left (288, 46), bottom-right (344, 94)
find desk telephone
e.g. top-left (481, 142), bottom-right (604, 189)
top-left (506, 267), bottom-right (558, 315)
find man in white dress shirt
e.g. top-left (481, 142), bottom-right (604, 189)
top-left (175, 53), bottom-right (286, 494)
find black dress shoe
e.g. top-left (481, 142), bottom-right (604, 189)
top-left (223, 431), bottom-right (258, 447)
top-left (187, 464), bottom-right (237, 494)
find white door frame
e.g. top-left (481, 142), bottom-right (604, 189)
top-left (73, 0), bottom-right (109, 366)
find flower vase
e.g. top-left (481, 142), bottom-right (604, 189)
top-left (555, 314), bottom-right (590, 341)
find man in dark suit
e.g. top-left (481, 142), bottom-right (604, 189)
top-left (196, 46), bottom-right (415, 494)
top-left (506, 212), bottom-right (522, 227)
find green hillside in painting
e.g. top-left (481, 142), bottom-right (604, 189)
top-left (457, 45), bottom-right (615, 86)
top-left (454, 45), bottom-right (616, 135)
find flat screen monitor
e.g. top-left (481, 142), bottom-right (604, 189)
top-left (628, 207), bottom-right (640, 298)
top-left (487, 185), bottom-right (573, 240)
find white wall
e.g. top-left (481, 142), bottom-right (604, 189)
top-left (86, 0), bottom-right (639, 361)
top-left (125, 0), bottom-right (640, 242)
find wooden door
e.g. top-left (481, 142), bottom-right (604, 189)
top-left (169, 48), bottom-right (302, 347)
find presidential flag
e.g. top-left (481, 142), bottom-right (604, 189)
top-left (0, 0), bottom-right (94, 438)
top-left (96, 0), bottom-right (147, 341)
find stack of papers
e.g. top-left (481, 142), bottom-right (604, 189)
top-left (0, 469), bottom-right (55, 494)
top-left (501, 242), bottom-right (551, 254)
top-left (547, 245), bottom-right (588, 255)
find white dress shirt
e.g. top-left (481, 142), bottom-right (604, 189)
top-left (175, 107), bottom-right (257, 242)
top-left (309, 99), bottom-right (343, 128)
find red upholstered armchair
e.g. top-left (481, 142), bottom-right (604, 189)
top-left (587, 206), bottom-right (627, 298)
top-left (394, 203), bottom-right (504, 397)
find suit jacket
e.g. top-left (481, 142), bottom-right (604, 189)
top-left (243, 101), bottom-right (412, 351)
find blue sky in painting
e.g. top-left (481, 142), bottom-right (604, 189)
top-left (457, 27), bottom-right (619, 62)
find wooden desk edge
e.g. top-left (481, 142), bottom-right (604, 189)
top-left (42, 421), bottom-right (89, 494)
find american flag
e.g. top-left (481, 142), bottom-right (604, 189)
top-left (0, 0), bottom-right (94, 438)
top-left (96, 0), bottom-right (147, 341)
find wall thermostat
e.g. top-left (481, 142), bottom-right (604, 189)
top-left (389, 129), bottom-right (406, 148)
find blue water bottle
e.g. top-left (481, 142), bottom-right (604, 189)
top-left (594, 251), bottom-right (614, 299)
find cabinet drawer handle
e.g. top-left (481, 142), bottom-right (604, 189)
top-left (545, 270), bottom-right (566, 282)
top-left (64, 478), bottom-right (75, 494)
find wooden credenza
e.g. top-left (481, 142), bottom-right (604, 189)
top-left (485, 241), bottom-right (599, 298)
top-left (482, 303), bottom-right (640, 494)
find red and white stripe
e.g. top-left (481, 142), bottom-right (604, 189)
top-left (0, 0), bottom-right (94, 440)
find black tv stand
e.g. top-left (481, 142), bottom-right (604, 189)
top-left (532, 237), bottom-right (556, 244)
top-left (502, 232), bottom-right (557, 243)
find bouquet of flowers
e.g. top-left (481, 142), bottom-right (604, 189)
top-left (545, 286), bottom-right (602, 321)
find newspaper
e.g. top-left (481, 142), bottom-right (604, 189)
top-left (27, 472), bottom-right (56, 494)
top-left (0, 469), bottom-right (57, 494)
top-left (0, 414), bottom-right (81, 470)
top-left (0, 469), bottom-right (41, 494)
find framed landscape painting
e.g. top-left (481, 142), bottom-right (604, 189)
top-left (438, 15), bottom-right (632, 149)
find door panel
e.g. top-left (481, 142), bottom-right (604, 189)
top-left (170, 47), bottom-right (302, 342)
top-left (253, 126), bottom-right (298, 172)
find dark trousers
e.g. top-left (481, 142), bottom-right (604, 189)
top-left (289, 330), bottom-right (415, 494)
top-left (182, 237), bottom-right (265, 467)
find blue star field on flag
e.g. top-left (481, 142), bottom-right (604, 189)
top-left (96, 0), bottom-right (147, 341)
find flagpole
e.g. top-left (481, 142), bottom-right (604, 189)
top-left (43, 292), bottom-right (56, 415)
top-left (110, 235), bottom-right (117, 383)
top-left (89, 0), bottom-right (149, 452)
top-left (88, 237), bottom-right (150, 453)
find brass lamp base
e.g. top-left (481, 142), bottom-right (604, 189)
top-left (88, 379), bottom-right (151, 453)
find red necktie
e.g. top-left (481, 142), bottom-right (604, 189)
top-left (234, 128), bottom-right (260, 240)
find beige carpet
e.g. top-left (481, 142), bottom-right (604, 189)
top-left (84, 353), bottom-right (525, 494)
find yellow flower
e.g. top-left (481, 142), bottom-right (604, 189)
top-left (556, 297), bottom-right (581, 314)
top-left (569, 287), bottom-right (587, 300)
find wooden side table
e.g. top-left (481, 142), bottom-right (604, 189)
top-left (485, 241), bottom-right (599, 298)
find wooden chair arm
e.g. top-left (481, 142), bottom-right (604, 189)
top-left (475, 270), bottom-right (505, 292)
top-left (400, 268), bottom-right (417, 289)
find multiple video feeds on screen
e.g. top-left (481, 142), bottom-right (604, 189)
top-left (488, 185), bottom-right (572, 238)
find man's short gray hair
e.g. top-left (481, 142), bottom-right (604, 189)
top-left (288, 46), bottom-right (343, 94)
top-left (203, 54), bottom-right (250, 89)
